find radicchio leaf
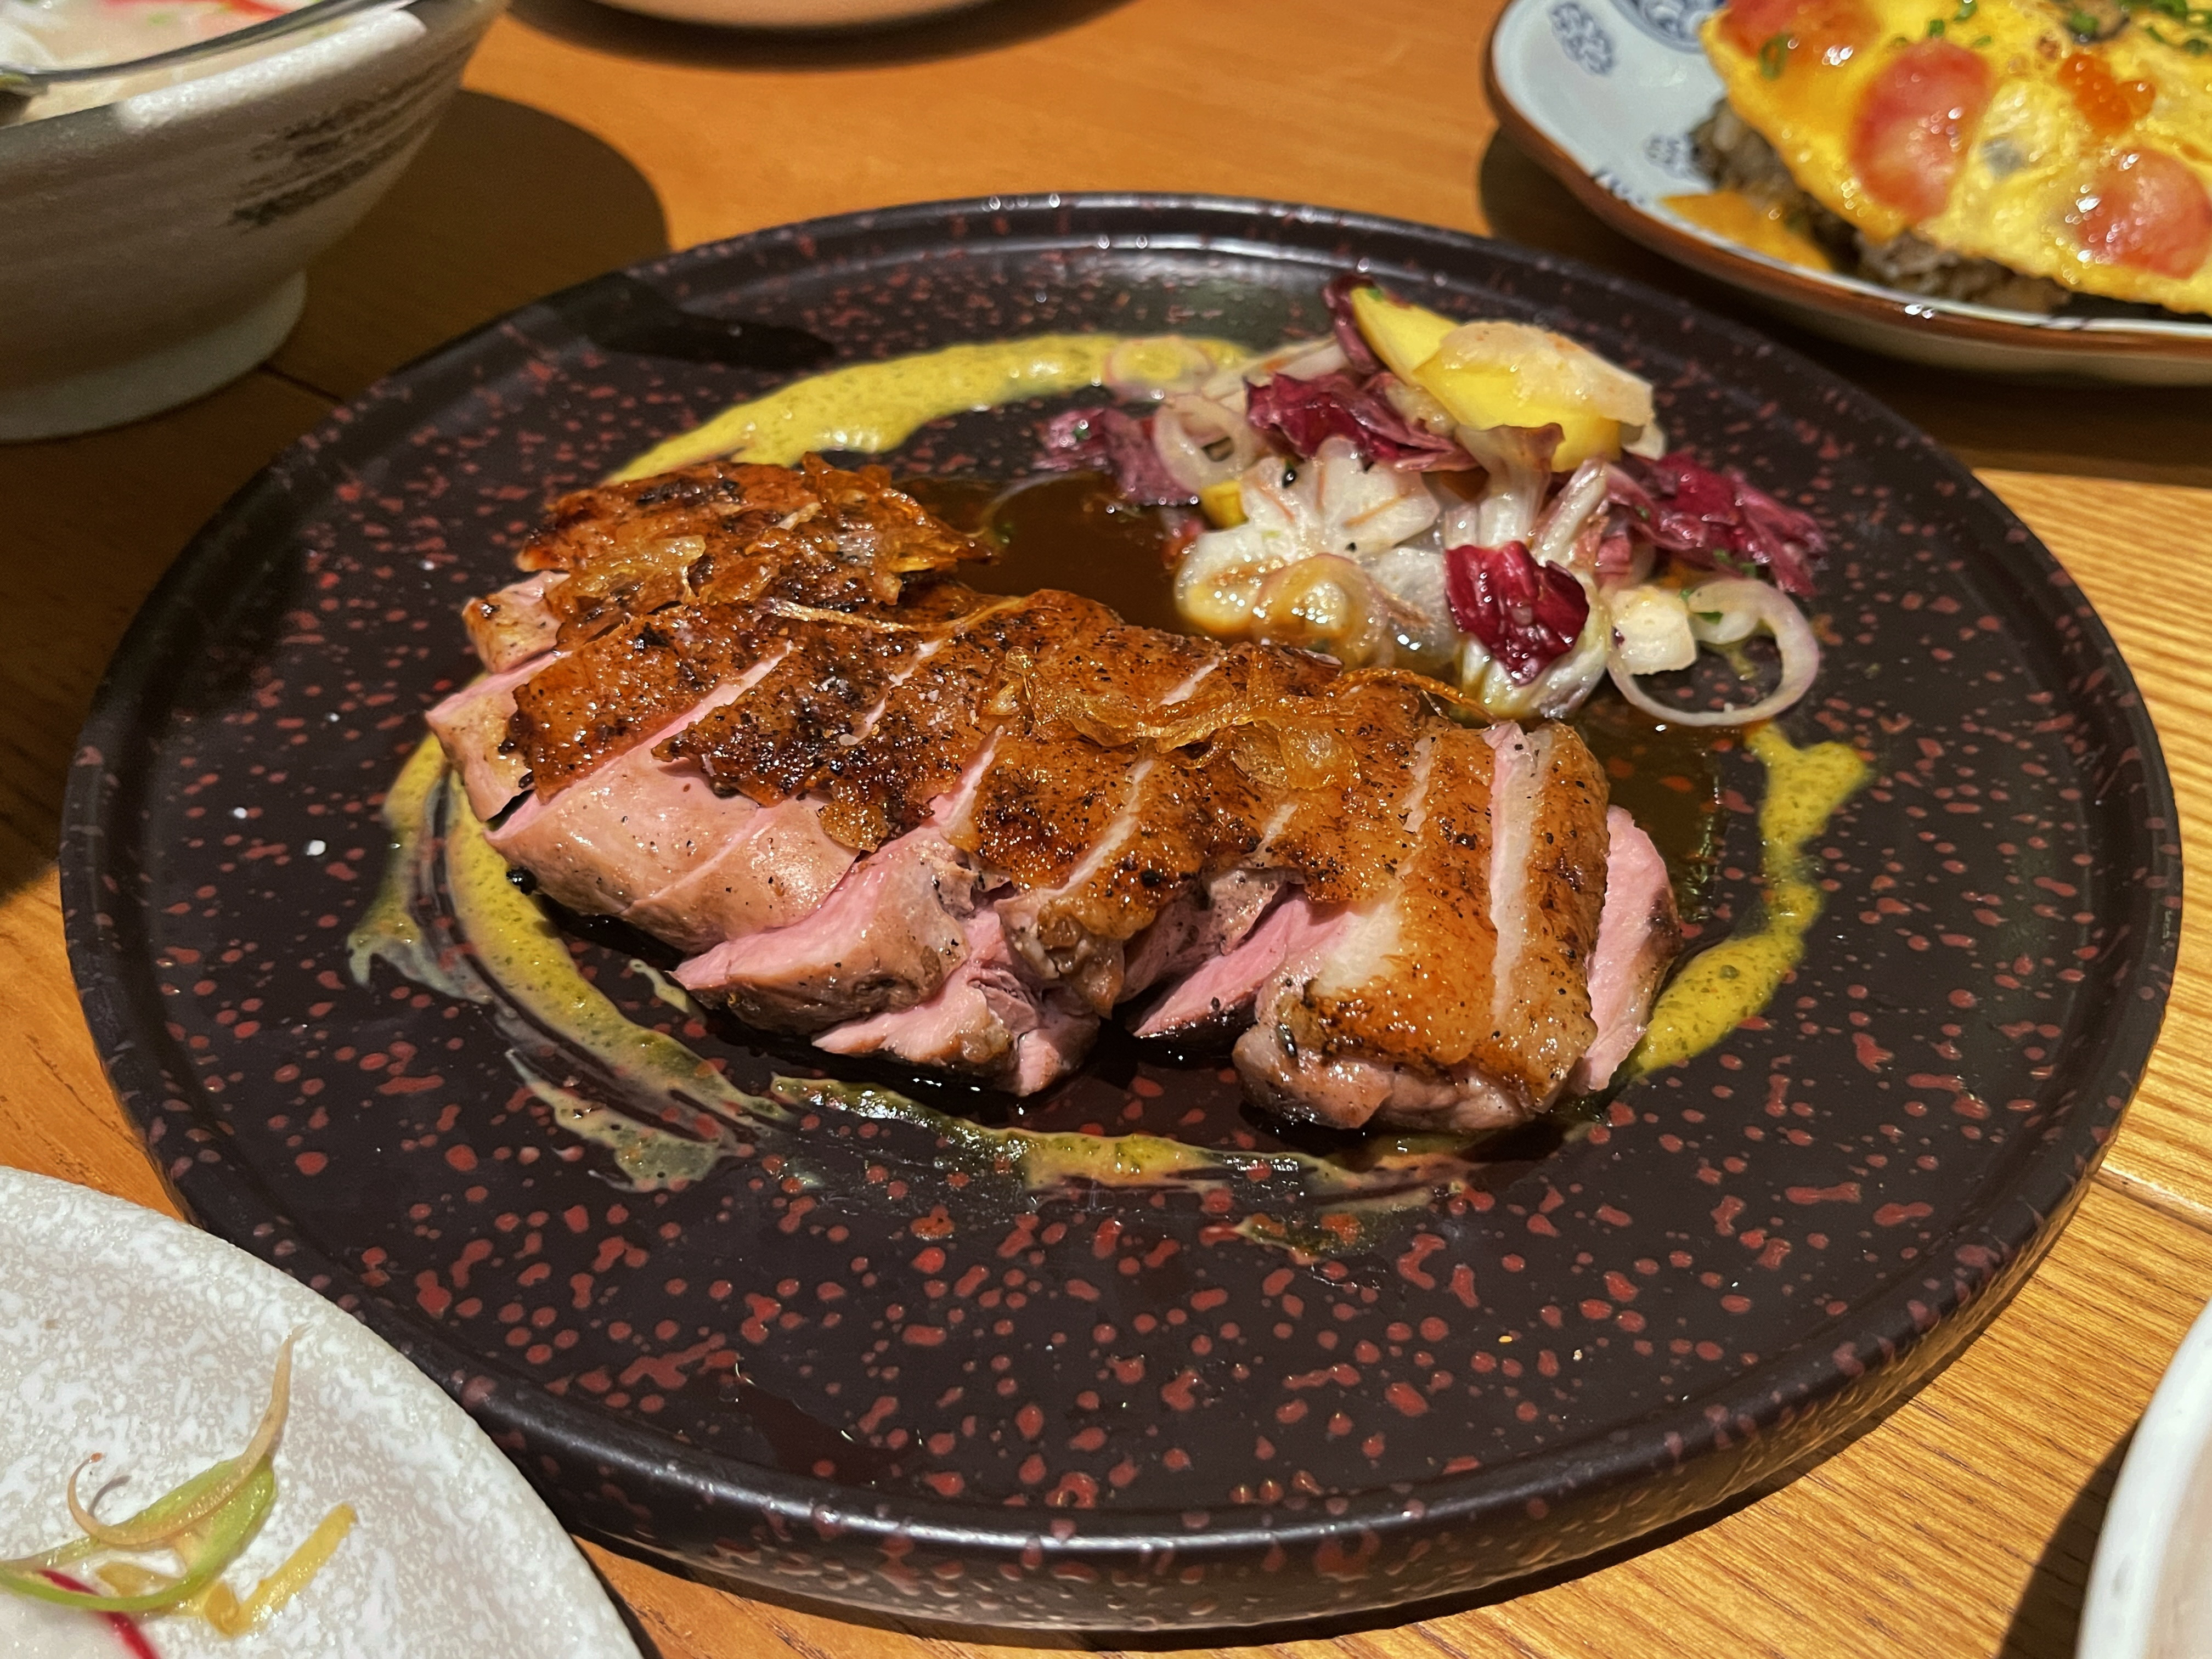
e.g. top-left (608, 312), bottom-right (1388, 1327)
top-left (1605, 452), bottom-right (1824, 596)
top-left (1443, 541), bottom-right (1591, 684)
top-left (1037, 406), bottom-right (1192, 506)
top-left (1245, 371), bottom-right (1475, 473)
top-left (1322, 274), bottom-right (1385, 377)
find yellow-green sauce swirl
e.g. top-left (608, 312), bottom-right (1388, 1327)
top-left (614, 334), bottom-right (1245, 480)
top-left (440, 782), bottom-right (770, 1125)
top-left (1629, 724), bottom-right (1870, 1075)
top-left (348, 735), bottom-right (473, 1000)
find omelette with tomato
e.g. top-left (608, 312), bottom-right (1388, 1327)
top-left (1695, 0), bottom-right (2212, 314)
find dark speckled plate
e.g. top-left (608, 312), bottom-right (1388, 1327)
top-left (61, 194), bottom-right (2179, 1631)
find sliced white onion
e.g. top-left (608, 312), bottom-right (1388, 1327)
top-left (1202, 336), bottom-right (1347, 400)
top-left (1152, 391), bottom-right (1265, 493)
top-left (1688, 589), bottom-right (1761, 646)
top-left (1251, 554), bottom-right (1394, 668)
top-left (1453, 423), bottom-right (1554, 545)
top-left (1153, 411), bottom-right (1235, 494)
top-left (1606, 577), bottom-right (1819, 727)
top-left (1528, 458), bottom-right (1609, 573)
top-left (1174, 522), bottom-right (1285, 636)
top-left (1261, 337), bottom-right (1350, 383)
top-left (1621, 418), bottom-right (1668, 459)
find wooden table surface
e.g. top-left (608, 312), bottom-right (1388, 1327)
top-left (4, 1), bottom-right (2209, 1653)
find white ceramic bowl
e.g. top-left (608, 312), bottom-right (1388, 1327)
top-left (1482, 0), bottom-right (2212, 384)
top-left (0, 0), bottom-right (503, 442)
top-left (2081, 1294), bottom-right (2212, 1658)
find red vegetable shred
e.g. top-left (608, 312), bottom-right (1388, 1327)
top-left (1443, 542), bottom-right (1590, 682)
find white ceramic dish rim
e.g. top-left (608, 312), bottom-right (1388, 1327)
top-left (0, 1165), bottom-right (643, 1659)
top-left (0, 0), bottom-right (462, 149)
top-left (1484, 0), bottom-right (2212, 348)
top-left (2079, 1292), bottom-right (2212, 1659)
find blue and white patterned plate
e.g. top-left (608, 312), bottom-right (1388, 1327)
top-left (1484, 0), bottom-right (2212, 384)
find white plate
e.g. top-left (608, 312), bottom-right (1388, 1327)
top-left (2081, 1294), bottom-right (2212, 1658)
top-left (1482, 0), bottom-right (2212, 384)
top-left (0, 1168), bottom-right (644, 1659)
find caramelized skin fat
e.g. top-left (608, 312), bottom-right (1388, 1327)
top-left (476, 457), bottom-right (1616, 1114)
top-left (960, 625), bottom-right (1219, 888)
top-left (506, 606), bottom-right (786, 797)
top-left (1288, 727), bottom-right (1503, 1072)
top-left (1488, 725), bottom-right (1610, 1096)
top-left (810, 591), bottom-right (1120, 850)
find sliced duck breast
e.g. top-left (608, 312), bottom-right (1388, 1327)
top-left (489, 661), bottom-right (845, 926)
top-left (426, 651), bottom-right (558, 823)
top-left (1567, 808), bottom-right (1681, 1091)
top-left (443, 454), bottom-right (1688, 1119)
top-left (489, 697), bottom-right (758, 916)
top-left (1481, 721), bottom-right (1610, 1098)
top-left (1229, 723), bottom-right (1607, 1131)
top-left (815, 590), bottom-right (1121, 851)
top-left (673, 740), bottom-right (1001, 1026)
top-left (966, 630), bottom-right (1228, 1011)
top-left (1232, 1035), bottom-right (1534, 1133)
top-left (1122, 866), bottom-right (1295, 1004)
top-left (624, 798), bottom-right (859, 955)
top-left (1135, 889), bottom-right (1342, 1037)
top-left (505, 606), bottom-right (789, 799)
top-left (673, 828), bottom-right (974, 1030)
top-left (813, 909), bottom-right (1097, 1094)
top-left (464, 572), bottom-right (567, 672)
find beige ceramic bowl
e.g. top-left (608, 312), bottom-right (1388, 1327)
top-left (584, 0), bottom-right (983, 28)
top-left (0, 0), bottom-right (504, 442)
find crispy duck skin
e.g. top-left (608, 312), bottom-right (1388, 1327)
top-left (432, 458), bottom-right (1669, 1126)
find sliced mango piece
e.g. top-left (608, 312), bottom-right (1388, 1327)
top-left (1347, 286), bottom-right (1459, 382)
top-left (1411, 359), bottom-right (1621, 471)
top-left (1349, 285), bottom-right (1622, 472)
top-left (1198, 478), bottom-right (1248, 529)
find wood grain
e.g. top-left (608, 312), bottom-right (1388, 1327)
top-left (2, 1), bottom-right (2209, 1654)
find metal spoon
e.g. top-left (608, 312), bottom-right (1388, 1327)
top-left (0, 0), bottom-right (402, 101)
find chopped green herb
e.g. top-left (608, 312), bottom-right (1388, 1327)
top-left (1926, 16), bottom-right (1945, 33)
top-left (1953, 0), bottom-right (1977, 18)
top-left (1972, 31), bottom-right (1992, 41)
top-left (2067, 7), bottom-right (2101, 33)
top-left (1758, 31), bottom-right (1792, 75)
top-left (2141, 17), bottom-right (2209, 45)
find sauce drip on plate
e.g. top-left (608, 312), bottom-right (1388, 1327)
top-left (614, 334), bottom-right (1245, 482)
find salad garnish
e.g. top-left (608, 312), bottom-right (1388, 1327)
top-left (1042, 275), bottom-right (1828, 725)
top-left (0, 1335), bottom-right (356, 1639)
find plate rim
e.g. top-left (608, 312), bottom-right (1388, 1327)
top-left (57, 188), bottom-right (2184, 1618)
top-left (1480, 0), bottom-right (2212, 364)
